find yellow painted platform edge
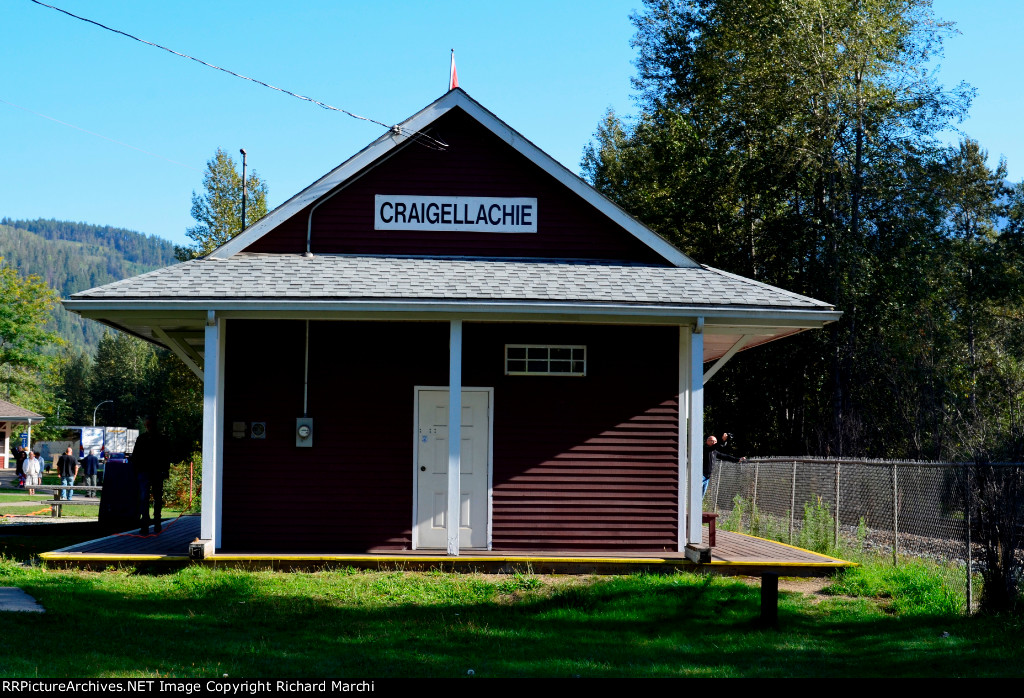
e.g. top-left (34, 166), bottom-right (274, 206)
top-left (701, 560), bottom-right (857, 568)
top-left (200, 554), bottom-right (854, 567)
top-left (727, 531), bottom-right (857, 566)
top-left (34, 552), bottom-right (854, 569)
top-left (207, 555), bottom-right (677, 563)
top-left (39, 553), bottom-right (190, 562)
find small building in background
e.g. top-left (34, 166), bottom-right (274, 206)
top-left (0, 399), bottom-right (43, 466)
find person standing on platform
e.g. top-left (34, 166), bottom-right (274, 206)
top-left (131, 417), bottom-right (170, 535)
top-left (57, 447), bottom-right (79, 500)
top-left (81, 448), bottom-right (100, 498)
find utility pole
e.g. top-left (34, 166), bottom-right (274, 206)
top-left (240, 148), bottom-right (248, 232)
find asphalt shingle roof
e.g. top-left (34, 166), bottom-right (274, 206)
top-left (69, 254), bottom-right (832, 310)
top-left (0, 399), bottom-right (43, 421)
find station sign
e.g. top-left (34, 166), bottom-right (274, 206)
top-left (374, 195), bottom-right (537, 233)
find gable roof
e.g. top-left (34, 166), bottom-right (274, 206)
top-left (209, 89), bottom-right (699, 268)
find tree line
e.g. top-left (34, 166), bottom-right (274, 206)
top-left (52, 333), bottom-right (201, 465)
top-left (584, 0), bottom-right (1024, 460)
top-left (2, 148), bottom-right (263, 458)
top-left (0, 219), bottom-right (176, 353)
top-left (48, 149), bottom-right (264, 458)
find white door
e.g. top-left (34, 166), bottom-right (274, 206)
top-left (415, 389), bottom-right (490, 549)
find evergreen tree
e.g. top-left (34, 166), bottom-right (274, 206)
top-left (584, 0), bottom-right (991, 457)
top-left (51, 348), bottom-right (93, 425)
top-left (90, 332), bottom-right (158, 428)
top-left (176, 148), bottom-right (268, 260)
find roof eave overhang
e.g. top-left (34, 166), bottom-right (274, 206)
top-left (64, 297), bottom-right (840, 326)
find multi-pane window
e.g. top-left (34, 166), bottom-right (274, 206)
top-left (504, 345), bottom-right (586, 376)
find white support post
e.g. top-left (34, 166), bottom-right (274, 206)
top-left (677, 327), bottom-right (690, 552)
top-left (200, 311), bottom-right (224, 546)
top-left (688, 319), bottom-right (705, 545)
top-left (447, 319), bottom-right (463, 556)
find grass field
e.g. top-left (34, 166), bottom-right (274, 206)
top-left (0, 557), bottom-right (1020, 678)
top-left (0, 484), bottom-right (1018, 679)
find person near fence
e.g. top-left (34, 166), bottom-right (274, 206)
top-left (131, 417), bottom-right (170, 535)
top-left (703, 434), bottom-right (744, 498)
top-left (57, 447), bottom-right (79, 500)
top-left (81, 448), bottom-right (100, 498)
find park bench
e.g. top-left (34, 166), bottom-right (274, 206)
top-left (36, 486), bottom-right (103, 517)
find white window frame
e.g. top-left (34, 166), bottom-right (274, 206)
top-left (504, 344), bottom-right (586, 377)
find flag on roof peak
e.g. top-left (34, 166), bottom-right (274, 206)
top-left (449, 49), bottom-right (459, 91)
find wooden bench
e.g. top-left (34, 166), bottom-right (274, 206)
top-left (36, 486), bottom-right (103, 517)
top-left (702, 512), bottom-right (719, 547)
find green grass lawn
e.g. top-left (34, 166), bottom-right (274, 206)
top-left (0, 558), bottom-right (1020, 678)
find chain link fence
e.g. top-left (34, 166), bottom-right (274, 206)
top-left (706, 457), bottom-right (1024, 612)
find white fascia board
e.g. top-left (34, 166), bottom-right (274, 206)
top-left (449, 93), bottom-right (698, 269)
top-left (65, 298), bottom-right (841, 327)
top-left (208, 90), bottom-right (698, 268)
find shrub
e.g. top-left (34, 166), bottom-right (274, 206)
top-left (163, 452), bottom-right (201, 512)
top-left (796, 497), bottom-right (837, 554)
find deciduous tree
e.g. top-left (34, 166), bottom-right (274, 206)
top-left (0, 258), bottom-right (62, 400)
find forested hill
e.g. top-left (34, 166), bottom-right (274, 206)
top-left (0, 218), bottom-right (177, 353)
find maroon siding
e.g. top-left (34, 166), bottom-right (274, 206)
top-left (220, 320), bottom-right (678, 553)
top-left (243, 108), bottom-right (669, 264)
top-left (220, 320), bottom-right (449, 552)
top-left (463, 324), bottom-right (680, 552)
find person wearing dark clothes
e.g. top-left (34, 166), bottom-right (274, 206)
top-left (14, 446), bottom-right (27, 487)
top-left (702, 434), bottom-right (744, 498)
top-left (81, 449), bottom-right (100, 497)
top-left (57, 447), bottom-right (79, 500)
top-left (131, 417), bottom-right (170, 535)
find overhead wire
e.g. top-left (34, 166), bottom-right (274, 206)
top-left (0, 97), bottom-right (202, 171)
top-left (28, 0), bottom-right (448, 150)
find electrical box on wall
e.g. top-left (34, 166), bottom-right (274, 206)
top-left (295, 417), bottom-right (313, 448)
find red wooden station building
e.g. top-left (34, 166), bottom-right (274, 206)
top-left (66, 89), bottom-right (839, 559)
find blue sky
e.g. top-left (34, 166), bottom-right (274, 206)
top-left (1, 0), bottom-right (1021, 247)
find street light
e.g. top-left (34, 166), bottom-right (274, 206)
top-left (93, 400), bottom-right (113, 427)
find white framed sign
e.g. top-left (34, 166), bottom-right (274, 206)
top-left (374, 195), bottom-right (537, 233)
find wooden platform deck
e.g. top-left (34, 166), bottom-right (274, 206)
top-left (40, 515), bottom-right (854, 576)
